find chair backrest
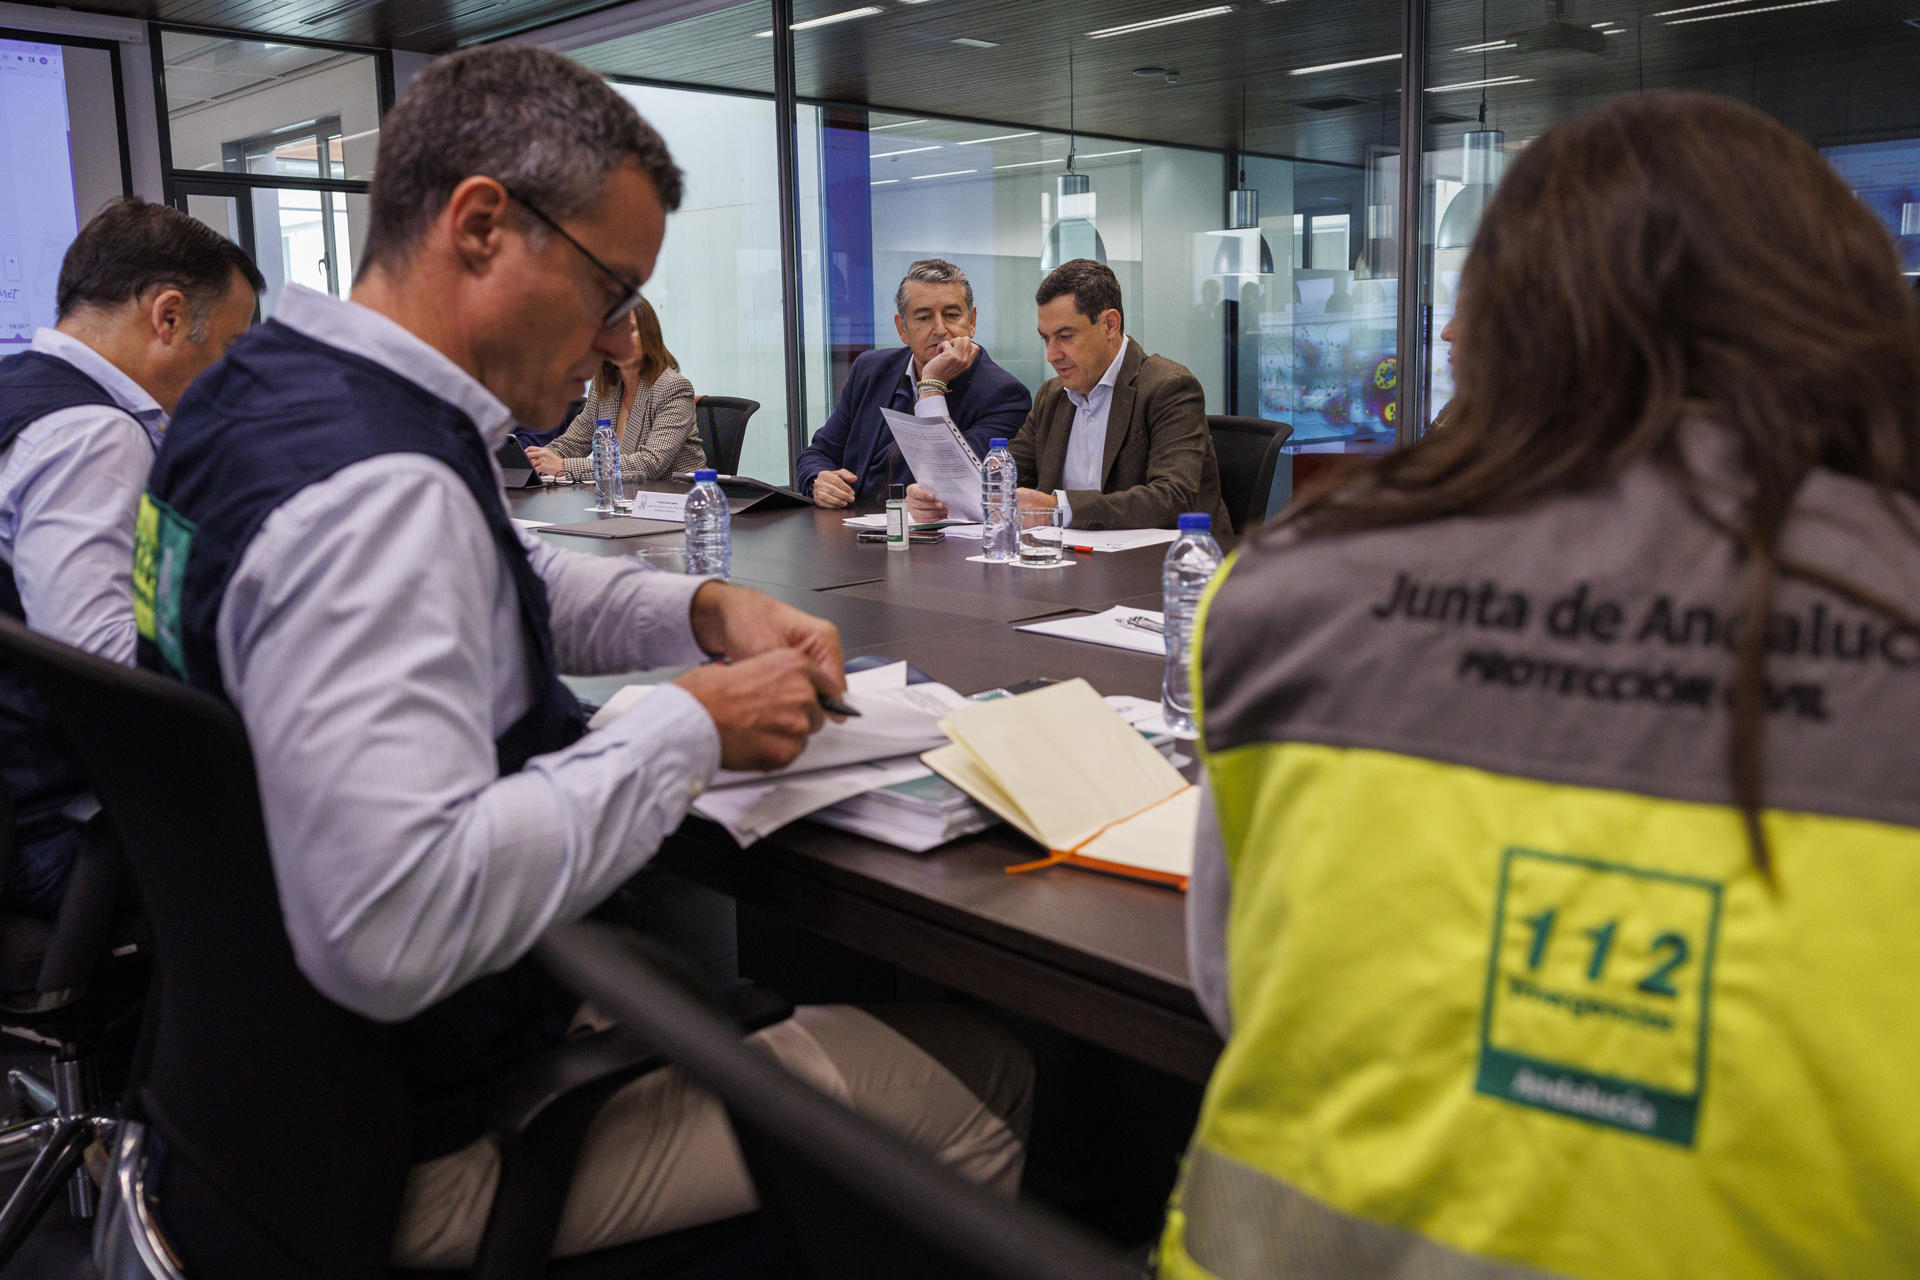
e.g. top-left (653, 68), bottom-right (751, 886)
top-left (538, 921), bottom-right (1139, 1280)
top-left (694, 396), bottom-right (760, 475)
top-left (0, 614), bottom-right (408, 1280)
top-left (1206, 414), bottom-right (1294, 534)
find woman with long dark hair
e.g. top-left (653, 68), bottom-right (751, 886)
top-left (1160, 93), bottom-right (1920, 1279)
top-left (527, 296), bottom-right (705, 483)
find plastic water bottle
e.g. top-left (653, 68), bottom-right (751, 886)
top-left (1161, 513), bottom-right (1224, 737)
top-left (685, 469), bottom-right (731, 580)
top-left (590, 417), bottom-right (623, 513)
top-left (981, 437), bottom-right (1018, 563)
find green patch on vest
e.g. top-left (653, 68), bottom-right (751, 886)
top-left (132, 492), bottom-right (194, 678)
top-left (1476, 846), bottom-right (1722, 1146)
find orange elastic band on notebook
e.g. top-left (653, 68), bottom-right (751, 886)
top-left (1003, 783), bottom-right (1195, 890)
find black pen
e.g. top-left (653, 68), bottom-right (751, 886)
top-left (819, 694), bottom-right (862, 718)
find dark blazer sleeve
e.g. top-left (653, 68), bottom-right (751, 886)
top-left (1008, 391), bottom-right (1050, 489)
top-left (951, 357), bottom-right (1033, 462)
top-left (795, 354), bottom-right (872, 496)
top-left (1063, 362), bottom-right (1213, 530)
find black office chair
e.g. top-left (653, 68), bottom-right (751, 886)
top-left (0, 790), bottom-right (140, 1265)
top-left (539, 920), bottom-right (1143, 1280)
top-left (0, 613), bottom-right (786, 1280)
top-left (693, 397), bottom-right (759, 475)
top-left (1205, 415), bottom-right (1294, 534)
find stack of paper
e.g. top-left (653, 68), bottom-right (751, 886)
top-left (1060, 529), bottom-right (1179, 554)
top-left (877, 407), bottom-right (984, 521)
top-left (811, 770), bottom-right (996, 852)
top-left (923, 678), bottom-right (1196, 888)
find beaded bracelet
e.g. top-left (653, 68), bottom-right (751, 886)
top-left (916, 378), bottom-right (950, 396)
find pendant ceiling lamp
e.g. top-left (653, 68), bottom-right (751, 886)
top-left (1041, 46), bottom-right (1108, 271)
top-left (1435, 0), bottom-right (1506, 250)
top-left (1212, 88), bottom-right (1276, 279)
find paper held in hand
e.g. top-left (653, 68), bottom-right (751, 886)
top-left (922, 677), bottom-right (1196, 888)
top-left (877, 407), bottom-right (984, 522)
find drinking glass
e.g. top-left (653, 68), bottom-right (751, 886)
top-left (1015, 505), bottom-right (1068, 566)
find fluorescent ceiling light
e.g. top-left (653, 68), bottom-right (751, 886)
top-left (910, 169), bottom-right (978, 180)
top-left (1087, 5), bottom-right (1233, 39)
top-left (1454, 39), bottom-right (1515, 51)
top-left (755, 6), bottom-right (882, 36)
top-left (871, 118), bottom-right (926, 131)
top-left (871, 178), bottom-right (900, 185)
top-left (1079, 148), bottom-right (1143, 158)
top-left (952, 37), bottom-right (999, 46)
top-left (1604, 26), bottom-right (1627, 33)
top-left (1289, 52), bottom-right (1401, 75)
top-left (1426, 75), bottom-right (1533, 92)
top-left (958, 131), bottom-right (1038, 145)
top-left (994, 157), bottom-right (1065, 170)
top-left (1665, 0), bottom-right (1841, 21)
top-left (872, 145), bottom-right (940, 157)
top-left (1652, 0), bottom-right (1756, 13)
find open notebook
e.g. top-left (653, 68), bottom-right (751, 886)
top-left (922, 678), bottom-right (1197, 889)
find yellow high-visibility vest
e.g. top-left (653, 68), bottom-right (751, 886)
top-left (1160, 442), bottom-right (1920, 1279)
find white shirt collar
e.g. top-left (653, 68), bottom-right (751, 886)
top-left (272, 284), bottom-right (516, 441)
top-left (1065, 336), bottom-right (1129, 411)
top-left (30, 328), bottom-right (166, 432)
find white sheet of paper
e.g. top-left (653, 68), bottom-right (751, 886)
top-left (1060, 529), bottom-right (1179, 553)
top-left (711, 682), bottom-right (968, 787)
top-left (693, 756), bottom-right (933, 846)
top-left (511, 518), bottom-right (552, 530)
top-left (586, 682), bottom-right (658, 730)
top-left (878, 407), bottom-right (983, 521)
top-left (932, 523), bottom-right (984, 540)
top-left (1016, 607), bottom-right (1166, 656)
top-left (966, 555), bottom-right (1074, 569)
top-left (843, 514), bottom-right (889, 530)
top-left (845, 661), bottom-right (909, 692)
top-left (627, 491), bottom-right (689, 522)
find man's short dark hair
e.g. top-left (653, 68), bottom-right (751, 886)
top-left (56, 198), bottom-right (264, 337)
top-left (360, 46), bottom-right (685, 274)
top-left (1035, 258), bottom-right (1123, 328)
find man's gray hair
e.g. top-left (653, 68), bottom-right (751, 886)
top-left (894, 258), bottom-right (974, 317)
top-left (359, 45), bottom-right (684, 274)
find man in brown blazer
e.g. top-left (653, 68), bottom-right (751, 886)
top-left (907, 258), bottom-right (1231, 531)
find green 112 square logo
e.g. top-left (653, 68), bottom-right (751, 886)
top-left (1475, 847), bottom-right (1722, 1146)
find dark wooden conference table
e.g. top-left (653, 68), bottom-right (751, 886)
top-left (508, 479), bottom-right (1224, 1084)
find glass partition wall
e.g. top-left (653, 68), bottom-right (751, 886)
top-left (1415, 0), bottom-right (1920, 435)
top-left (157, 29), bottom-right (388, 318)
top-left (566, 0), bottom-right (1407, 482)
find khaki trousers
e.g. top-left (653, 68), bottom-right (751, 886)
top-left (391, 1004), bottom-right (1032, 1269)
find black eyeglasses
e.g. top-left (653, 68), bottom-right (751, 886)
top-left (503, 188), bottom-right (646, 328)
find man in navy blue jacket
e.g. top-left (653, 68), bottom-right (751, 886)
top-left (796, 259), bottom-right (1031, 507)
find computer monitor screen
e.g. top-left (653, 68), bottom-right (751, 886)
top-left (0, 34), bottom-right (129, 347)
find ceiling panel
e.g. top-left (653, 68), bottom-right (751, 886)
top-left (47, 0), bottom-right (1920, 163)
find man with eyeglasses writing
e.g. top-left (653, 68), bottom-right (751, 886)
top-left (133, 46), bottom-right (1030, 1269)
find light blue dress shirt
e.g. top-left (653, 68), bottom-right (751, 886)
top-left (1055, 337), bottom-right (1129, 528)
top-left (0, 328), bottom-right (166, 665)
top-left (213, 285), bottom-right (723, 1022)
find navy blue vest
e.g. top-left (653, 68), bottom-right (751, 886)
top-left (0, 352), bottom-right (122, 907)
top-left (139, 320), bottom-right (591, 1159)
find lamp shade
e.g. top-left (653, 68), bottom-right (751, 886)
top-left (1211, 188), bottom-right (1275, 277)
top-left (1041, 172), bottom-right (1108, 270)
top-left (1435, 129), bottom-right (1504, 250)
top-left (1899, 201), bottom-right (1920, 277)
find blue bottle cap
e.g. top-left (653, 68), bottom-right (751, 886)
top-left (596, 417), bottom-right (613, 427)
top-left (989, 437), bottom-right (1009, 449)
top-left (1178, 513), bottom-right (1211, 532)
top-left (694, 469), bottom-right (719, 482)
